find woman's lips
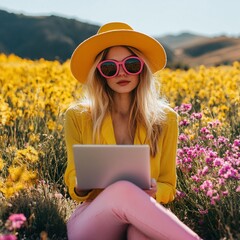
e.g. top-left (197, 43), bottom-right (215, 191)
top-left (117, 80), bottom-right (130, 86)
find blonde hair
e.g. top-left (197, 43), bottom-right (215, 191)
top-left (82, 46), bottom-right (169, 156)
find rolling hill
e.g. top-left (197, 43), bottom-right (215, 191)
top-left (157, 33), bottom-right (240, 67)
top-left (0, 9), bottom-right (99, 61)
top-left (0, 9), bottom-right (240, 68)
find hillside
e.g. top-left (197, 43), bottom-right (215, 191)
top-left (173, 36), bottom-right (240, 67)
top-left (157, 32), bottom-right (209, 49)
top-left (0, 9), bottom-right (240, 67)
top-left (0, 9), bottom-right (99, 61)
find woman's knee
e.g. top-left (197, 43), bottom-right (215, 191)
top-left (103, 180), bottom-right (142, 200)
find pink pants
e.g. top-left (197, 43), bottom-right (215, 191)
top-left (67, 181), bottom-right (201, 240)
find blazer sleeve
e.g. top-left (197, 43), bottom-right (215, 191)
top-left (64, 107), bottom-right (93, 202)
top-left (156, 110), bottom-right (179, 204)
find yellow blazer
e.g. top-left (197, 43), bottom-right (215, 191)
top-left (64, 104), bottom-right (178, 204)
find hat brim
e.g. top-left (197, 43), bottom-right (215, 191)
top-left (70, 30), bottom-right (167, 83)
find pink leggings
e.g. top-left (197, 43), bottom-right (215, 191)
top-left (67, 181), bottom-right (201, 240)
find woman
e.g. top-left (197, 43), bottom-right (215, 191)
top-left (64, 22), bottom-right (201, 240)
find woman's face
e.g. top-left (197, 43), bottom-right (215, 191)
top-left (103, 46), bottom-right (140, 94)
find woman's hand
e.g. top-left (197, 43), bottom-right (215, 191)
top-left (144, 178), bottom-right (157, 198)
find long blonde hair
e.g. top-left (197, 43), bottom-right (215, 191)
top-left (83, 46), bottom-right (169, 156)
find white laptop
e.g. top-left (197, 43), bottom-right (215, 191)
top-left (73, 144), bottom-right (151, 190)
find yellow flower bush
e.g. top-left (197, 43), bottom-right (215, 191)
top-left (0, 53), bottom-right (239, 198)
top-left (0, 158), bottom-right (5, 171)
top-left (158, 63), bottom-right (240, 122)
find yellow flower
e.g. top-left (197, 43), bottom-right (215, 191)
top-left (47, 119), bottom-right (56, 130)
top-left (29, 133), bottom-right (40, 143)
top-left (1, 186), bottom-right (15, 198)
top-left (8, 165), bottom-right (24, 182)
top-left (0, 53), bottom-right (239, 196)
top-left (20, 169), bottom-right (37, 182)
top-left (29, 124), bottom-right (34, 131)
top-left (14, 146), bottom-right (39, 164)
top-left (0, 157), bottom-right (5, 171)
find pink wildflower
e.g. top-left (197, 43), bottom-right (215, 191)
top-left (178, 133), bottom-right (189, 142)
top-left (210, 194), bottom-right (220, 205)
top-left (179, 119), bottom-right (190, 126)
top-left (221, 190), bottom-right (229, 196)
top-left (193, 187), bottom-right (199, 192)
top-left (218, 178), bottom-right (225, 185)
top-left (217, 136), bottom-right (229, 144)
top-left (207, 189), bottom-right (214, 197)
top-left (200, 180), bottom-right (213, 191)
top-left (206, 150), bottom-right (217, 165)
top-left (202, 166), bottom-right (209, 175)
top-left (0, 235), bottom-right (17, 240)
top-left (233, 139), bottom-right (240, 147)
top-left (190, 112), bottom-right (202, 120)
top-left (176, 190), bottom-right (186, 199)
top-left (191, 175), bottom-right (200, 182)
top-left (213, 158), bottom-right (223, 167)
top-left (206, 134), bottom-right (214, 140)
top-left (176, 103), bottom-right (192, 113)
top-left (7, 213), bottom-right (26, 230)
top-left (208, 120), bottom-right (221, 128)
top-left (177, 149), bottom-right (184, 157)
top-left (200, 127), bottom-right (210, 135)
top-left (198, 209), bottom-right (208, 215)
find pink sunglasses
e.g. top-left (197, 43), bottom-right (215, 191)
top-left (97, 56), bottom-right (144, 78)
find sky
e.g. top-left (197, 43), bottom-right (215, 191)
top-left (0, 0), bottom-right (239, 37)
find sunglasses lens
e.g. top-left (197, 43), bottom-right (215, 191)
top-left (125, 58), bottom-right (142, 74)
top-left (97, 57), bottom-right (143, 78)
top-left (99, 61), bottom-right (117, 77)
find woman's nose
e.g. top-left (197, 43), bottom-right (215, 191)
top-left (117, 64), bottom-right (127, 76)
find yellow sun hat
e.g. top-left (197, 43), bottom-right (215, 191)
top-left (70, 22), bottom-right (167, 83)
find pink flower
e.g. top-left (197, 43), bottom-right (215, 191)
top-left (190, 112), bottom-right (202, 120)
top-left (233, 139), bottom-right (240, 147)
top-left (236, 186), bottom-right (240, 192)
top-left (221, 190), bottom-right (229, 196)
top-left (207, 189), bottom-right (214, 197)
top-left (191, 175), bottom-right (200, 182)
top-left (206, 134), bottom-right (214, 140)
top-left (210, 194), bottom-right (220, 205)
top-left (193, 187), bottom-right (199, 192)
top-left (176, 190), bottom-right (186, 199)
top-left (200, 127), bottom-right (210, 135)
top-left (180, 119), bottom-right (190, 126)
top-left (200, 180), bottom-right (213, 191)
top-left (0, 235), bottom-right (17, 240)
top-left (208, 120), bottom-right (221, 128)
top-left (217, 136), bottom-right (229, 144)
top-left (202, 166), bottom-right (209, 175)
top-left (175, 103), bottom-right (192, 113)
top-left (198, 209), bottom-right (208, 215)
top-left (213, 158), bottom-right (223, 167)
top-left (178, 133), bottom-right (189, 142)
top-left (218, 178), bottom-right (225, 185)
top-left (206, 150), bottom-right (217, 165)
top-left (7, 213), bottom-right (26, 230)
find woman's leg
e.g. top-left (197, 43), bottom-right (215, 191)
top-left (67, 181), bottom-right (201, 240)
top-left (67, 200), bottom-right (127, 240)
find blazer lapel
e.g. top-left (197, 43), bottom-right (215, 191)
top-left (100, 114), bottom-right (147, 145)
top-left (100, 113), bottom-right (116, 144)
top-left (134, 123), bottom-right (147, 145)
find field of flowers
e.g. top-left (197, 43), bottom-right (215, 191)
top-left (0, 54), bottom-right (239, 239)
